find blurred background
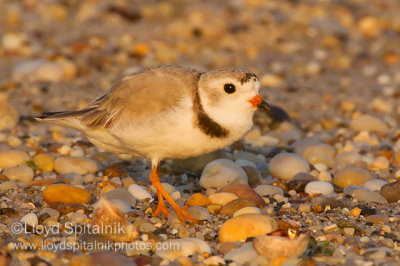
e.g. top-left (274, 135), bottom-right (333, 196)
top-left (1, 0), bottom-right (400, 130)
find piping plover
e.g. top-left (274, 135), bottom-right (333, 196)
top-left (37, 66), bottom-right (271, 223)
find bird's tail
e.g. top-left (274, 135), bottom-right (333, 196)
top-left (35, 108), bottom-right (94, 130)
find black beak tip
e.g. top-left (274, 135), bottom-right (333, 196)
top-left (257, 100), bottom-right (272, 113)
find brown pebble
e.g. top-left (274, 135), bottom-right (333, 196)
top-left (70, 255), bottom-right (94, 266)
top-left (220, 199), bottom-right (257, 215)
top-left (206, 204), bottom-right (222, 214)
top-left (349, 207), bottom-right (361, 217)
top-left (103, 163), bottom-right (129, 178)
top-left (49, 203), bottom-right (87, 215)
top-left (43, 184), bottom-right (91, 204)
top-left (121, 177), bottom-right (135, 188)
top-left (187, 193), bottom-right (211, 207)
top-left (242, 166), bottom-right (262, 187)
top-left (218, 242), bottom-right (241, 254)
top-left (365, 214), bottom-right (389, 224)
top-left (218, 184), bottom-right (265, 208)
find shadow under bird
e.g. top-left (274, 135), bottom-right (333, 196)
top-left (36, 66), bottom-right (272, 223)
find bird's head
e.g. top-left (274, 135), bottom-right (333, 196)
top-left (197, 69), bottom-right (271, 128)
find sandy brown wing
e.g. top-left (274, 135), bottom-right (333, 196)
top-left (81, 68), bottom-right (200, 129)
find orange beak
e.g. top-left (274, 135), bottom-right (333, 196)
top-left (248, 95), bottom-right (263, 108)
top-left (248, 95), bottom-right (272, 112)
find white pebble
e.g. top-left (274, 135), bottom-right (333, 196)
top-left (305, 181), bottom-right (333, 195)
top-left (20, 213), bottom-right (38, 227)
top-left (187, 206), bottom-right (212, 222)
top-left (318, 171), bottom-right (332, 182)
top-left (269, 153), bottom-right (310, 180)
top-left (101, 189), bottom-right (136, 207)
top-left (225, 242), bottom-right (259, 265)
top-left (108, 199), bottom-right (131, 214)
top-left (128, 184), bottom-right (152, 201)
top-left (70, 147), bottom-right (84, 157)
top-left (57, 145), bottom-right (72, 155)
top-left (199, 159), bottom-right (248, 189)
top-left (254, 185), bottom-right (284, 197)
top-left (233, 207), bottom-right (260, 217)
top-left (156, 238), bottom-right (211, 260)
top-left (54, 156), bottom-right (98, 175)
top-left (70, 212), bottom-right (87, 224)
top-left (150, 182), bottom-right (176, 194)
top-left (363, 179), bottom-right (387, 191)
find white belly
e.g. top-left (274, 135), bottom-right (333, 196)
top-left (85, 106), bottom-right (252, 161)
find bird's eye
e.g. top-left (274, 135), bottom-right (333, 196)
top-left (224, 83), bottom-right (236, 94)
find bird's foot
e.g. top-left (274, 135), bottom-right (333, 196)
top-left (153, 198), bottom-right (170, 218)
top-left (175, 207), bottom-right (199, 224)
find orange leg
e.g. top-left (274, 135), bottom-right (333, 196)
top-left (153, 191), bottom-right (170, 218)
top-left (149, 162), bottom-right (199, 223)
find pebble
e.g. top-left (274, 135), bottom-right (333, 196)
top-left (203, 256), bottom-right (225, 265)
top-left (252, 232), bottom-right (310, 260)
top-left (187, 193), bottom-right (211, 207)
top-left (344, 228), bottom-right (355, 236)
top-left (156, 238), bottom-right (211, 260)
top-left (242, 165), bottom-right (262, 187)
top-left (380, 181), bottom-right (400, 203)
top-left (352, 189), bottom-right (388, 204)
top-left (298, 204), bottom-right (311, 213)
top-left (218, 184), bottom-right (265, 208)
top-left (150, 182), bottom-right (176, 194)
top-left (89, 252), bottom-right (135, 265)
top-left (186, 206), bottom-right (212, 222)
top-left (269, 153), bottom-right (310, 180)
top-left (233, 206), bottom-right (260, 217)
top-left (343, 185), bottom-right (367, 196)
top-left (0, 181), bottom-right (18, 191)
top-left (102, 188), bottom-right (137, 207)
top-left (64, 173), bottom-right (84, 186)
top-left (219, 214), bottom-right (278, 242)
top-left (349, 207), bottom-right (361, 216)
top-left (70, 212), bottom-right (87, 224)
top-left (333, 151), bottom-right (363, 171)
top-left (353, 131), bottom-right (379, 146)
top-left (20, 213), bottom-right (38, 227)
top-left (350, 115), bottom-right (389, 133)
top-left (38, 208), bottom-right (60, 219)
top-left (363, 179), bottom-right (387, 191)
top-left (33, 154), bottom-right (54, 172)
top-left (0, 150), bottom-right (28, 169)
top-left (365, 214), bottom-right (389, 224)
top-left (54, 156), bottom-right (98, 175)
top-left (318, 171), bottom-right (332, 182)
top-left (14, 60), bottom-right (63, 82)
top-left (254, 185), bottom-right (284, 197)
top-left (295, 140), bottom-right (335, 166)
top-left (3, 166), bottom-right (34, 184)
top-left (199, 159), bottom-right (248, 189)
top-left (208, 192), bottom-right (238, 205)
top-left (128, 184), bottom-right (151, 201)
top-left (108, 199), bottom-right (131, 214)
top-left (43, 184), bottom-right (91, 204)
top-left (370, 156), bottom-right (390, 170)
top-left (220, 199), bottom-right (257, 215)
top-left (224, 242), bottom-right (259, 265)
top-left (0, 94), bottom-right (19, 131)
top-left (139, 222), bottom-right (156, 233)
top-left (333, 167), bottom-right (372, 188)
top-left (305, 181), bottom-right (334, 195)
